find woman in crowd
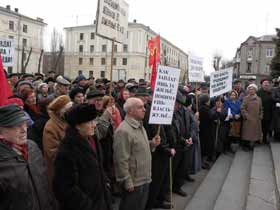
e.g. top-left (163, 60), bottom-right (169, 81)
top-left (69, 87), bottom-right (85, 105)
top-left (209, 96), bottom-right (229, 159)
top-left (199, 94), bottom-right (212, 169)
top-left (43, 95), bottom-right (73, 183)
top-left (241, 84), bottom-right (263, 150)
top-left (37, 82), bottom-right (49, 101)
top-left (224, 90), bottom-right (242, 145)
top-left (116, 88), bottom-right (130, 120)
top-left (103, 95), bottom-right (122, 130)
top-left (21, 87), bottom-right (40, 121)
top-left (53, 104), bottom-right (112, 210)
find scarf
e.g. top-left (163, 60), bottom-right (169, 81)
top-left (0, 138), bottom-right (28, 160)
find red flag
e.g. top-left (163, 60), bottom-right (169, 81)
top-left (148, 36), bottom-right (160, 90)
top-left (0, 54), bottom-right (13, 106)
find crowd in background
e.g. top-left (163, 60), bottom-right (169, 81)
top-left (1, 69), bottom-right (280, 210)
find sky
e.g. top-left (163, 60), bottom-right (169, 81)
top-left (2, 0), bottom-right (280, 74)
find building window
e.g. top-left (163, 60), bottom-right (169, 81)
top-left (79, 45), bottom-right (83, 53)
top-left (102, 45), bottom-right (107, 52)
top-left (101, 58), bottom-right (106, 65)
top-left (91, 32), bottom-right (95, 39)
top-left (247, 62), bottom-right (252, 73)
top-left (8, 35), bottom-right (14, 39)
top-left (9, 21), bottom-right (14, 30)
top-left (7, 67), bottom-right (13, 74)
top-left (113, 58), bottom-right (117, 65)
top-left (89, 71), bottom-right (94, 77)
top-left (23, 24), bottom-right (28, 33)
top-left (266, 48), bottom-right (273, 57)
top-left (22, 38), bottom-right (27, 47)
top-left (101, 71), bottom-right (105, 78)
top-left (80, 33), bottom-right (84, 40)
top-left (89, 58), bottom-right (94, 65)
top-left (79, 58), bottom-right (83, 65)
top-left (247, 48), bottom-right (253, 60)
top-left (114, 45), bottom-right (118, 52)
top-left (122, 58), bottom-right (127, 65)
top-left (123, 44), bottom-right (128, 52)
top-left (90, 45), bottom-right (94, 53)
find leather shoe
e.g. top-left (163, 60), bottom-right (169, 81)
top-left (185, 175), bottom-right (195, 182)
top-left (173, 188), bottom-right (187, 197)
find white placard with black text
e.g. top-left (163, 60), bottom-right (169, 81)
top-left (210, 68), bottom-right (233, 98)
top-left (149, 65), bottom-right (181, 125)
top-left (188, 55), bottom-right (204, 83)
top-left (96, 0), bottom-right (129, 43)
top-left (0, 38), bottom-right (15, 67)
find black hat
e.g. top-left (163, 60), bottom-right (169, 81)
top-left (48, 70), bottom-right (56, 74)
top-left (45, 77), bottom-right (56, 83)
top-left (8, 73), bottom-right (19, 78)
top-left (86, 90), bottom-right (105, 99)
top-left (233, 79), bottom-right (241, 84)
top-left (69, 87), bottom-right (85, 100)
top-left (260, 78), bottom-right (271, 85)
top-left (0, 104), bottom-right (28, 127)
top-left (118, 79), bottom-right (125, 84)
top-left (65, 104), bottom-right (97, 126)
top-left (199, 94), bottom-right (210, 105)
top-left (22, 73), bottom-right (34, 79)
top-left (135, 87), bottom-right (150, 97)
top-left (176, 92), bottom-right (186, 106)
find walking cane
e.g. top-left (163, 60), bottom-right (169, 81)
top-left (169, 157), bottom-right (173, 210)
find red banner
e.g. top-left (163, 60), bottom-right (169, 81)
top-left (0, 54), bottom-right (13, 106)
top-left (148, 36), bottom-right (160, 90)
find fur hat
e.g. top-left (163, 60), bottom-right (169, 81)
top-left (65, 104), bottom-right (97, 126)
top-left (48, 95), bottom-right (71, 113)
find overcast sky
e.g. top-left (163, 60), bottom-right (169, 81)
top-left (2, 0), bottom-right (280, 74)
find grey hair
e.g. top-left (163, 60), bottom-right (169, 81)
top-left (123, 97), bottom-right (142, 113)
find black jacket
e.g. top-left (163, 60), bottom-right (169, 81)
top-left (257, 88), bottom-right (273, 121)
top-left (0, 140), bottom-right (56, 210)
top-left (53, 127), bottom-right (112, 210)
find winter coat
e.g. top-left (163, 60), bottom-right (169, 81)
top-left (241, 95), bottom-right (263, 142)
top-left (113, 116), bottom-right (153, 189)
top-left (199, 104), bottom-right (213, 157)
top-left (257, 88), bottom-right (273, 122)
top-left (272, 87), bottom-right (280, 132)
top-left (28, 112), bottom-right (49, 152)
top-left (0, 140), bottom-right (56, 210)
top-left (43, 111), bottom-right (67, 182)
top-left (224, 99), bottom-right (241, 117)
top-left (53, 127), bottom-right (111, 210)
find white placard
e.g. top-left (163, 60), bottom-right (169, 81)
top-left (210, 68), bottom-right (233, 98)
top-left (96, 0), bottom-right (129, 43)
top-left (149, 65), bottom-right (181, 125)
top-left (188, 55), bottom-right (204, 82)
top-left (0, 38), bottom-right (15, 67)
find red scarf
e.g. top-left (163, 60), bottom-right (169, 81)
top-left (0, 138), bottom-right (28, 160)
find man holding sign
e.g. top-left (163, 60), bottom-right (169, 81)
top-left (113, 97), bottom-right (160, 210)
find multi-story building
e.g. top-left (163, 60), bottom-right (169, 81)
top-left (0, 5), bottom-right (46, 74)
top-left (64, 20), bottom-right (188, 81)
top-left (233, 35), bottom-right (276, 84)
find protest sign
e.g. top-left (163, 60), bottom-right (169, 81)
top-left (188, 55), bottom-right (204, 83)
top-left (149, 65), bottom-right (181, 125)
top-left (210, 68), bottom-right (233, 98)
top-left (0, 38), bottom-right (15, 67)
top-left (96, 0), bottom-right (129, 43)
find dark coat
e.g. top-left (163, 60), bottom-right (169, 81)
top-left (199, 104), bottom-right (213, 157)
top-left (28, 112), bottom-right (49, 152)
top-left (53, 127), bottom-right (112, 210)
top-left (272, 87), bottom-right (280, 132)
top-left (257, 88), bottom-right (273, 122)
top-left (0, 140), bottom-right (56, 210)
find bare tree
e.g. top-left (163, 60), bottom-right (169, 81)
top-left (21, 47), bottom-right (32, 73)
top-left (50, 28), bottom-right (64, 71)
top-left (213, 53), bottom-right (222, 71)
top-left (38, 49), bottom-right (44, 73)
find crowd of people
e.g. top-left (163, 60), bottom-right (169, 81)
top-left (1, 69), bottom-right (280, 210)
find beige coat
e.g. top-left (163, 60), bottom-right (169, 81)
top-left (43, 111), bottom-right (67, 181)
top-left (241, 95), bottom-right (263, 142)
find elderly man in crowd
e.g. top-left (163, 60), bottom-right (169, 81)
top-left (0, 104), bottom-right (56, 210)
top-left (113, 97), bottom-right (161, 210)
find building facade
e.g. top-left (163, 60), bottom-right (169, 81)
top-left (42, 52), bottom-right (65, 76)
top-left (64, 21), bottom-right (188, 81)
top-left (0, 5), bottom-right (46, 74)
top-left (233, 35), bottom-right (276, 84)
